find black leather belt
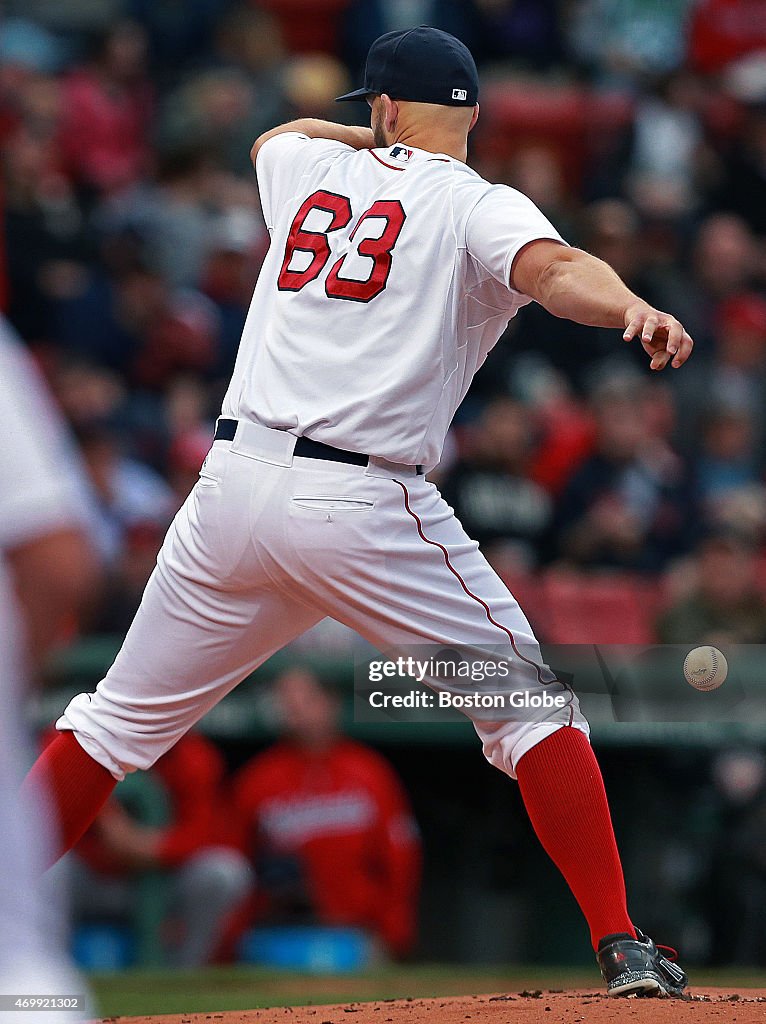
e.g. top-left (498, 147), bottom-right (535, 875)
top-left (213, 418), bottom-right (426, 471)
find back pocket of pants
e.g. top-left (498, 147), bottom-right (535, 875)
top-left (292, 495), bottom-right (374, 512)
top-left (197, 447), bottom-right (224, 486)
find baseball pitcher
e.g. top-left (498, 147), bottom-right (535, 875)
top-left (27, 27), bottom-right (693, 995)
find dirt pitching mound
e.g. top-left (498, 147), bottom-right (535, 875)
top-left (103, 986), bottom-right (766, 1024)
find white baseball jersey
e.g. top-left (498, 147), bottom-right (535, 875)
top-left (222, 133), bottom-right (564, 469)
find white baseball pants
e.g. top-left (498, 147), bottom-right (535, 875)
top-left (59, 421), bottom-right (588, 779)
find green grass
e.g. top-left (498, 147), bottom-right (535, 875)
top-left (89, 964), bottom-right (766, 1018)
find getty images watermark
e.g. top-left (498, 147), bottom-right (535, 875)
top-left (353, 644), bottom-right (766, 725)
top-left (367, 655), bottom-right (567, 712)
top-left (355, 646), bottom-right (573, 724)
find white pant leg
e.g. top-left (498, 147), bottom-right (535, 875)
top-left (286, 469), bottom-right (589, 780)
top-left (0, 592), bottom-right (90, 1021)
top-left (0, 736), bottom-right (90, 1023)
top-left (58, 445), bottom-right (323, 777)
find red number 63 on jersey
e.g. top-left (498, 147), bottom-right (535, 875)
top-left (277, 190), bottom-right (407, 303)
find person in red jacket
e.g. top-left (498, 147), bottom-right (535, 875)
top-left (231, 666), bottom-right (421, 958)
top-left (69, 731), bottom-right (252, 966)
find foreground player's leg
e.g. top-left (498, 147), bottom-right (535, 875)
top-left (2, 709), bottom-right (93, 1020)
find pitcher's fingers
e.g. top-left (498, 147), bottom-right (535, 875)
top-left (650, 349), bottom-right (672, 371)
top-left (642, 316), bottom-right (660, 343)
top-left (623, 316), bottom-right (644, 342)
top-left (672, 330), bottom-right (694, 368)
top-left (665, 319), bottom-right (684, 357)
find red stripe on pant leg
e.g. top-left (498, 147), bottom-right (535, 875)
top-left (395, 480), bottom-right (574, 721)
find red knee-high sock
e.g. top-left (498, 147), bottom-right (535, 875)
top-left (516, 727), bottom-right (636, 950)
top-left (22, 732), bottom-right (116, 867)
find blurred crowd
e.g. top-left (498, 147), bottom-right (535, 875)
top-left (3, 1), bottom-right (766, 645)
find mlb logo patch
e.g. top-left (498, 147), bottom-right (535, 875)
top-left (390, 145), bottom-right (414, 162)
top-left (452, 88), bottom-right (467, 101)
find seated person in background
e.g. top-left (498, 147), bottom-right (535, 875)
top-left (695, 402), bottom-right (765, 531)
top-left (68, 731), bottom-right (252, 966)
top-left (229, 667), bottom-right (421, 959)
top-left (658, 528), bottom-right (766, 645)
top-left (440, 397), bottom-right (553, 571)
top-left (556, 377), bottom-right (692, 571)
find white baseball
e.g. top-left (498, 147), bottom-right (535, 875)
top-left (683, 646), bottom-right (727, 691)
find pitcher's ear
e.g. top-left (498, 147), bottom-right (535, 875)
top-left (469, 103), bottom-right (480, 133)
top-left (381, 93), bottom-right (398, 132)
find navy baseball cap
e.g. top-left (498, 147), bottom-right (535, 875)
top-left (336, 26), bottom-right (478, 107)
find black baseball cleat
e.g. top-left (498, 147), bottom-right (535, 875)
top-left (596, 929), bottom-right (688, 997)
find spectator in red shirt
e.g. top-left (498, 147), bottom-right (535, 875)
top-left (58, 21), bottom-right (153, 198)
top-left (69, 731), bottom-right (252, 966)
top-left (231, 667), bottom-right (421, 959)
